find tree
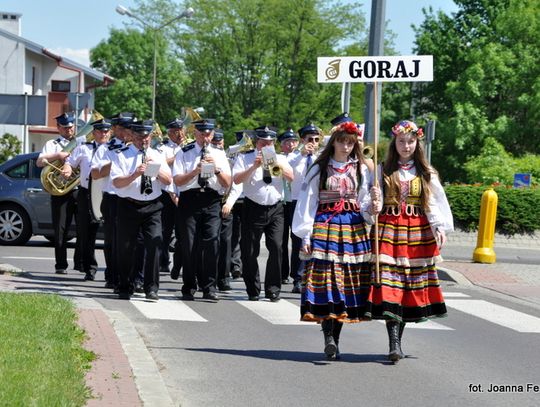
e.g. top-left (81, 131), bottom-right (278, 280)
top-left (90, 27), bottom-right (188, 124)
top-left (408, 0), bottom-right (540, 182)
top-left (0, 133), bottom-right (22, 164)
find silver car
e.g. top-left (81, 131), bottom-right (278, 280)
top-left (0, 152), bottom-right (73, 245)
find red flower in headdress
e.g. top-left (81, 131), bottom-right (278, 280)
top-left (340, 121), bottom-right (360, 135)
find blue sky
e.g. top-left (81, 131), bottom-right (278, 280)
top-left (1, 0), bottom-right (458, 67)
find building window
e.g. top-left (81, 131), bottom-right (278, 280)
top-left (51, 80), bottom-right (70, 92)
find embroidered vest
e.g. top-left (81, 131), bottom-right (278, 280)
top-left (382, 176), bottom-right (423, 216)
top-left (318, 161), bottom-right (359, 212)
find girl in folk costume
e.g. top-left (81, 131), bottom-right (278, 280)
top-left (367, 120), bottom-right (454, 363)
top-left (292, 121), bottom-right (372, 360)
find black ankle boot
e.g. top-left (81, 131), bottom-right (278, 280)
top-left (386, 320), bottom-right (402, 362)
top-left (321, 319), bottom-right (337, 360)
top-left (332, 321), bottom-right (343, 360)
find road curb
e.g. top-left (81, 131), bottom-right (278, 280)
top-left (438, 265), bottom-right (473, 287)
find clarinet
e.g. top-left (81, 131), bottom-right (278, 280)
top-left (140, 148), bottom-right (153, 195)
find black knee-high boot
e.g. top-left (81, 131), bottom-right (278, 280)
top-left (398, 322), bottom-right (405, 358)
top-left (332, 320), bottom-right (343, 360)
top-left (321, 319), bottom-right (337, 360)
top-left (386, 320), bottom-right (402, 362)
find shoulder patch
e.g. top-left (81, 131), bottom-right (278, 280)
top-left (182, 142), bottom-right (196, 153)
top-left (54, 137), bottom-right (61, 144)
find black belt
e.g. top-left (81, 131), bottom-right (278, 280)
top-left (124, 197), bottom-right (160, 206)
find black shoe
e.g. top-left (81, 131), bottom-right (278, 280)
top-left (248, 295), bottom-right (259, 301)
top-left (181, 293), bottom-right (195, 301)
top-left (145, 291), bottom-right (159, 301)
top-left (281, 278), bottom-right (290, 284)
top-left (104, 281), bottom-right (114, 289)
top-left (84, 272), bottom-right (95, 281)
top-left (170, 269), bottom-right (180, 280)
top-left (218, 280), bottom-right (232, 291)
top-left (386, 320), bottom-right (403, 363)
top-left (231, 268), bottom-right (242, 279)
top-left (55, 269), bottom-right (67, 275)
top-left (202, 292), bottom-right (219, 301)
top-left (266, 292), bottom-right (280, 302)
top-left (291, 281), bottom-right (301, 293)
top-left (134, 283), bottom-right (144, 294)
top-left (118, 292), bottom-right (131, 300)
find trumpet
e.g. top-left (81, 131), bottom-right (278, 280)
top-left (260, 145), bottom-right (283, 178)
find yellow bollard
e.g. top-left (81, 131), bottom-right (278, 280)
top-left (473, 188), bottom-right (498, 263)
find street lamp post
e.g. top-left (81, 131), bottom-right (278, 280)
top-left (116, 5), bottom-right (194, 120)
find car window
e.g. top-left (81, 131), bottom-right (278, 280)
top-left (31, 159), bottom-right (43, 179)
top-left (5, 161), bottom-right (29, 179)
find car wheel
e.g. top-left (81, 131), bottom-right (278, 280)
top-left (0, 204), bottom-right (32, 245)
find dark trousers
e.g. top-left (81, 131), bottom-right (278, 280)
top-left (241, 198), bottom-right (284, 297)
top-left (76, 188), bottom-right (98, 275)
top-left (230, 200), bottom-right (243, 273)
top-left (177, 189), bottom-right (222, 295)
top-left (281, 200), bottom-right (293, 280)
top-left (101, 193), bottom-right (117, 284)
top-left (160, 191), bottom-right (176, 273)
top-left (116, 198), bottom-right (163, 295)
top-left (290, 200), bottom-right (302, 282)
top-left (51, 191), bottom-right (80, 271)
top-left (217, 209), bottom-right (233, 285)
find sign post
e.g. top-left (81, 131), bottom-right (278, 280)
top-left (317, 54), bottom-right (434, 284)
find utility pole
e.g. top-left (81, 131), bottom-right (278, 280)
top-left (363, 0), bottom-right (386, 144)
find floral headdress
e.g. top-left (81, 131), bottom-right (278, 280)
top-left (391, 120), bottom-right (424, 139)
top-left (338, 121), bottom-right (364, 140)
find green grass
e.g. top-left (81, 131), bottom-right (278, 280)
top-left (0, 293), bottom-right (95, 406)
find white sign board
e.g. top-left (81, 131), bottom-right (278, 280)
top-left (317, 55), bottom-right (433, 83)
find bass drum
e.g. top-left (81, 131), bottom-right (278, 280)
top-left (88, 177), bottom-right (105, 223)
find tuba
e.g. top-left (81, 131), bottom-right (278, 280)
top-left (227, 132), bottom-right (254, 158)
top-left (181, 106), bottom-right (204, 146)
top-left (40, 110), bottom-right (103, 196)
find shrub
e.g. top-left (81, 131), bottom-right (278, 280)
top-left (444, 184), bottom-right (540, 235)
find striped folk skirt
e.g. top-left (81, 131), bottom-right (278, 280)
top-left (366, 210), bottom-right (447, 322)
top-left (301, 210), bottom-right (372, 323)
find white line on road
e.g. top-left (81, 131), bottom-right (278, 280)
top-left (446, 299), bottom-right (540, 333)
top-left (131, 296), bottom-right (207, 322)
top-left (444, 292), bottom-right (471, 298)
top-left (237, 299), bottom-right (314, 325)
top-left (2, 256), bottom-right (54, 260)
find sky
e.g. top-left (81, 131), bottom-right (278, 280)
top-left (1, 0), bottom-right (458, 67)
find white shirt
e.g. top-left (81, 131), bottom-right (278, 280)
top-left (288, 150), bottom-right (318, 201)
top-left (371, 161), bottom-right (454, 235)
top-left (110, 144), bottom-right (171, 201)
top-left (39, 135), bottom-right (86, 157)
top-left (172, 142), bottom-right (231, 195)
top-left (292, 159), bottom-right (371, 246)
top-left (91, 139), bottom-right (125, 194)
top-left (65, 141), bottom-right (101, 189)
top-left (233, 150), bottom-right (293, 206)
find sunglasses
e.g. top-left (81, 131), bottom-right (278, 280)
top-left (306, 137), bottom-right (320, 143)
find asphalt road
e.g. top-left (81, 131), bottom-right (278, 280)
top-left (2, 238), bottom-right (540, 407)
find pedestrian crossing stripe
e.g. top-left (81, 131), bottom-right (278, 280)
top-left (131, 296), bottom-right (207, 322)
top-left (445, 299), bottom-right (540, 333)
top-left (376, 319), bottom-right (454, 330)
top-left (237, 298), bottom-right (313, 325)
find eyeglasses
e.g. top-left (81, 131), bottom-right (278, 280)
top-left (306, 137), bottom-right (320, 143)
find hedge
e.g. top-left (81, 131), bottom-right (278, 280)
top-left (444, 185), bottom-right (540, 236)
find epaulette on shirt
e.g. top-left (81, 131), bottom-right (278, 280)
top-left (54, 137), bottom-right (62, 144)
top-left (117, 146), bottom-right (129, 153)
top-left (241, 149), bottom-right (255, 154)
top-left (182, 141), bottom-right (196, 153)
top-left (108, 143), bottom-right (123, 151)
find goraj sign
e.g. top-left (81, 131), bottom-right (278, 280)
top-left (317, 55), bottom-right (433, 83)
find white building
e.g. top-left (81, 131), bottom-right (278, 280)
top-left (0, 11), bottom-right (113, 153)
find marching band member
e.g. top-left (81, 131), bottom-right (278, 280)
top-left (233, 126), bottom-right (293, 302)
top-left (110, 120), bottom-right (172, 301)
top-left (277, 128), bottom-right (299, 285)
top-left (160, 118), bottom-right (185, 278)
top-left (173, 119), bottom-right (231, 301)
top-left (288, 123), bottom-right (322, 293)
top-left (61, 118), bottom-right (111, 281)
top-left (91, 112), bottom-right (134, 290)
top-left (37, 113), bottom-right (85, 274)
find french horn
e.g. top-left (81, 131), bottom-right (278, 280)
top-left (40, 110), bottom-right (103, 196)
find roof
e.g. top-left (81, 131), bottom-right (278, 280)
top-left (0, 26), bottom-right (113, 83)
